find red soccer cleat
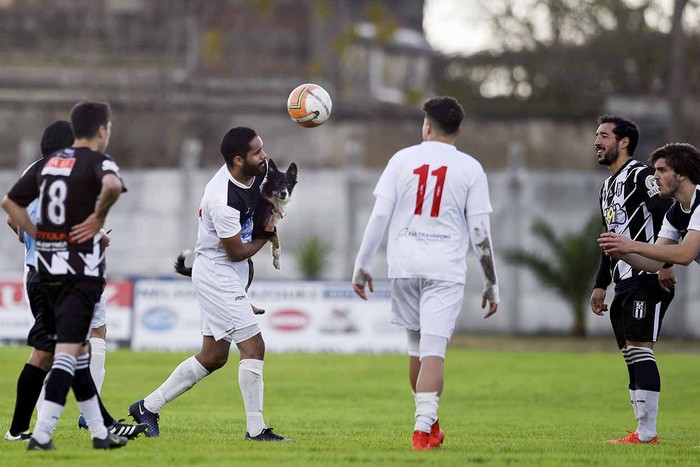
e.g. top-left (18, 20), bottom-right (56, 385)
top-left (412, 430), bottom-right (431, 451)
top-left (606, 431), bottom-right (659, 445)
top-left (429, 421), bottom-right (445, 448)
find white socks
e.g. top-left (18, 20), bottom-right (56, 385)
top-left (629, 389), bottom-right (638, 422)
top-left (89, 337), bottom-right (107, 394)
top-left (635, 389), bottom-right (660, 441)
top-left (239, 359), bottom-right (266, 437)
top-left (78, 395), bottom-right (108, 440)
top-left (144, 356), bottom-right (209, 413)
top-left (414, 392), bottom-right (439, 433)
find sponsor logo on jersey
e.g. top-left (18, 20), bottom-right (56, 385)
top-left (645, 175), bottom-right (659, 197)
top-left (633, 300), bottom-right (646, 320)
top-left (142, 306), bottom-right (177, 331)
top-left (241, 217), bottom-right (253, 243)
top-left (604, 203), bottom-right (627, 227)
top-left (41, 156), bottom-right (76, 176)
top-left (269, 309), bottom-right (310, 332)
top-left (398, 228), bottom-right (451, 241)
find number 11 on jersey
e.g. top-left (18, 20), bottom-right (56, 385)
top-left (413, 164), bottom-right (447, 217)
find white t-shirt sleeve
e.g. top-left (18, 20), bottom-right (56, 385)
top-left (372, 157), bottom-right (397, 201)
top-left (689, 207), bottom-right (700, 232)
top-left (658, 215), bottom-right (681, 242)
top-left (210, 204), bottom-right (241, 239)
top-left (466, 170), bottom-right (493, 217)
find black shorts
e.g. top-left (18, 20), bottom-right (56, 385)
top-left (38, 276), bottom-right (103, 344)
top-left (610, 279), bottom-right (674, 349)
top-left (25, 268), bottom-right (56, 353)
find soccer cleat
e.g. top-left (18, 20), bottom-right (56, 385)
top-left (78, 414), bottom-right (88, 430)
top-left (5, 430), bottom-right (32, 441)
top-left (128, 400), bottom-right (160, 437)
top-left (606, 431), bottom-right (659, 445)
top-left (412, 430), bottom-right (431, 451)
top-left (245, 427), bottom-right (295, 442)
top-left (429, 421), bottom-right (445, 448)
top-left (109, 419), bottom-right (149, 440)
top-left (93, 432), bottom-right (128, 449)
top-left (27, 438), bottom-right (57, 451)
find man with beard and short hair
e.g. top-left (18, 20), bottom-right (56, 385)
top-left (589, 115), bottom-right (675, 445)
top-left (128, 127), bottom-right (293, 442)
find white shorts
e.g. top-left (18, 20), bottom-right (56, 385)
top-left (192, 255), bottom-right (259, 342)
top-left (90, 295), bottom-right (107, 329)
top-left (390, 278), bottom-right (465, 339)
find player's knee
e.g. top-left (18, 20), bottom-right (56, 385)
top-left (237, 332), bottom-right (265, 360)
top-left (29, 349), bottom-right (53, 372)
top-left (419, 334), bottom-right (448, 360)
top-left (90, 324), bottom-right (106, 339)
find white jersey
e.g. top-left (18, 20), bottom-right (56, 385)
top-left (194, 164), bottom-right (264, 278)
top-left (658, 185), bottom-right (700, 264)
top-left (373, 141), bottom-right (492, 283)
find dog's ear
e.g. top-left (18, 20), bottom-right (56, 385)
top-left (287, 162), bottom-right (298, 181)
top-left (267, 159), bottom-right (278, 174)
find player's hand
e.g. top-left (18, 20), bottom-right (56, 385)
top-left (70, 213), bottom-right (105, 244)
top-left (590, 287), bottom-right (608, 316)
top-left (598, 232), bottom-right (633, 256)
top-left (657, 266), bottom-right (677, 293)
top-left (352, 268), bottom-right (373, 301)
top-left (481, 294), bottom-right (498, 319)
top-left (100, 229), bottom-right (111, 248)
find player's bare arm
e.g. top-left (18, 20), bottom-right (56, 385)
top-left (71, 173), bottom-right (123, 243)
top-left (599, 232), bottom-right (698, 267)
top-left (1, 196), bottom-right (36, 239)
top-left (221, 232), bottom-right (269, 262)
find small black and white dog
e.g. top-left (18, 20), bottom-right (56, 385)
top-left (174, 159), bottom-right (298, 311)
top-left (252, 159), bottom-right (298, 270)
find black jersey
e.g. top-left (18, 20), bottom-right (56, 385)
top-left (6, 147), bottom-right (126, 281)
top-left (595, 159), bottom-right (667, 290)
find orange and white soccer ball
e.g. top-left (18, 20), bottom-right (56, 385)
top-left (287, 83), bottom-right (332, 128)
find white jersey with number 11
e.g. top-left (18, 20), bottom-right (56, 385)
top-left (373, 141), bottom-right (492, 284)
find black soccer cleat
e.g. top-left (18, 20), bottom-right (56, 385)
top-left (109, 419), bottom-right (149, 440)
top-left (93, 432), bottom-right (128, 449)
top-left (78, 414), bottom-right (88, 430)
top-left (245, 427), bottom-right (295, 442)
top-left (128, 399), bottom-right (160, 437)
top-left (27, 437), bottom-right (57, 451)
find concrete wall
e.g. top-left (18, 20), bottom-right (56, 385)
top-left (1, 167), bottom-right (697, 338)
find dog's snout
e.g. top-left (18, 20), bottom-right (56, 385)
top-left (279, 191), bottom-right (288, 199)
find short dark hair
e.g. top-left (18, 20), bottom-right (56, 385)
top-left (220, 127), bottom-right (257, 166)
top-left (422, 96), bottom-right (464, 135)
top-left (598, 115), bottom-right (639, 155)
top-left (70, 102), bottom-right (111, 139)
top-left (649, 143), bottom-right (700, 184)
top-left (40, 120), bottom-right (74, 157)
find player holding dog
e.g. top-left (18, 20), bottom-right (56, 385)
top-left (129, 127), bottom-right (293, 442)
top-left (589, 115), bottom-right (675, 445)
top-left (352, 96), bottom-right (499, 451)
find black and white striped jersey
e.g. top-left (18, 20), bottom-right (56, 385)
top-left (6, 148), bottom-right (126, 281)
top-left (595, 159), bottom-right (668, 290)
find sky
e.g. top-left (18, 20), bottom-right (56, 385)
top-left (422, 0), bottom-right (692, 56)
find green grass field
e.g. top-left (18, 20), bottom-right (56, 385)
top-left (1, 342), bottom-right (699, 466)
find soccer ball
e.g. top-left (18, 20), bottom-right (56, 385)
top-left (287, 83), bottom-right (332, 128)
